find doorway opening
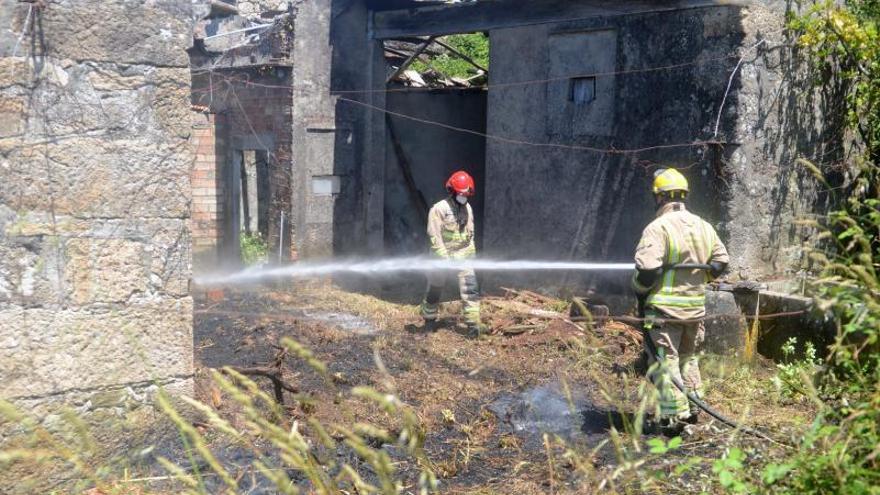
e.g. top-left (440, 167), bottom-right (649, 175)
top-left (379, 33), bottom-right (490, 301)
top-left (381, 32), bottom-right (490, 257)
top-left (236, 149), bottom-right (272, 265)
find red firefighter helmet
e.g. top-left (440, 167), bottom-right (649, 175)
top-left (445, 170), bottom-right (475, 197)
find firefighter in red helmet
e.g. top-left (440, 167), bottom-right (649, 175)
top-left (420, 170), bottom-right (485, 336)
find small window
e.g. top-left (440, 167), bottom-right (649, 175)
top-left (569, 76), bottom-right (596, 104)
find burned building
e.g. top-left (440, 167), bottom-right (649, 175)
top-left (192, 0), bottom-right (828, 290)
top-left (0, 0), bottom-right (839, 491)
top-left (189, 5), bottom-right (296, 267)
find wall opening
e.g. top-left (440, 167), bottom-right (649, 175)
top-left (238, 149), bottom-right (270, 240)
top-left (189, 63), bottom-right (294, 270)
top-left (381, 32), bottom-right (490, 300)
top-left (191, 112), bottom-right (227, 270)
top-left (570, 76), bottom-right (596, 104)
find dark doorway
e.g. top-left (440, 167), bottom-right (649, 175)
top-left (232, 149), bottom-right (272, 265)
top-left (383, 89), bottom-right (488, 256)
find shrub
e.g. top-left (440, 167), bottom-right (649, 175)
top-left (763, 1), bottom-right (880, 492)
top-left (240, 232), bottom-right (268, 266)
top-left (772, 337), bottom-right (822, 399)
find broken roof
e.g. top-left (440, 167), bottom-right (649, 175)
top-left (189, 8), bottom-right (294, 70)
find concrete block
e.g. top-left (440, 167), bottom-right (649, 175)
top-left (36, 1), bottom-right (195, 67)
top-left (3, 214), bottom-right (90, 238)
top-left (735, 290), bottom-right (836, 361)
top-left (1, 138), bottom-right (190, 219)
top-left (2, 217), bottom-right (190, 306)
top-left (704, 290), bottom-right (747, 355)
top-left (0, 235), bottom-right (65, 305)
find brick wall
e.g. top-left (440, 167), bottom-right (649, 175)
top-left (190, 112), bottom-right (227, 269)
top-left (190, 67), bottom-right (294, 265)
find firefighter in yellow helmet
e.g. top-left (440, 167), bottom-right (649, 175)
top-left (419, 171), bottom-right (486, 337)
top-left (632, 168), bottom-right (729, 432)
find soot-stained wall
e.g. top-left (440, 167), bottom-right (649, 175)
top-left (484, 6), bottom-right (742, 291)
top-left (384, 89), bottom-right (487, 256)
top-left (483, 2), bottom-right (822, 291)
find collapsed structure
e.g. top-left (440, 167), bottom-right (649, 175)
top-left (0, 0), bottom-right (836, 490)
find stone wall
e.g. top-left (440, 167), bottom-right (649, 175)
top-left (0, 0), bottom-right (197, 490)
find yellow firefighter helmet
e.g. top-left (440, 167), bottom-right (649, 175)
top-left (652, 168), bottom-right (689, 195)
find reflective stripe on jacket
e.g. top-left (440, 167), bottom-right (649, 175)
top-left (633, 202), bottom-right (730, 319)
top-left (427, 198), bottom-right (475, 259)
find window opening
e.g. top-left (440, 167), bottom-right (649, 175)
top-left (570, 76), bottom-right (596, 104)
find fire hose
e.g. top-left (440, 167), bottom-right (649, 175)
top-left (640, 263), bottom-right (782, 444)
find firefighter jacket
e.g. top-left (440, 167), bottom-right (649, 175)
top-left (633, 202), bottom-right (729, 319)
top-left (427, 197), bottom-right (476, 259)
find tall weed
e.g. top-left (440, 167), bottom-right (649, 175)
top-left (767, 1), bottom-right (880, 491)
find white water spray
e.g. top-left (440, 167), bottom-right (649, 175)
top-left (195, 256), bottom-right (635, 286)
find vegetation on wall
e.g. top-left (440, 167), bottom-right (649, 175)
top-left (762, 0), bottom-right (880, 492)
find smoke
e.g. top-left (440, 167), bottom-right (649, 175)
top-left (195, 256), bottom-right (635, 286)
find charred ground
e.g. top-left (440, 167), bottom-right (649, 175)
top-left (177, 282), bottom-right (817, 493)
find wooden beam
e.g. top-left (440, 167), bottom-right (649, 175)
top-left (432, 38), bottom-right (488, 73)
top-left (385, 36), bottom-right (435, 84)
top-left (384, 46), bottom-right (413, 59)
top-left (386, 115), bottom-right (429, 222)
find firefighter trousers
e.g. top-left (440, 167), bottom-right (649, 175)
top-left (419, 268), bottom-right (481, 326)
top-left (645, 312), bottom-right (705, 420)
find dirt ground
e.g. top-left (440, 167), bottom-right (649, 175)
top-left (188, 281), bottom-right (817, 494)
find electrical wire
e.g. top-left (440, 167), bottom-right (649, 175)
top-left (186, 30), bottom-right (791, 165)
top-left (191, 52), bottom-right (737, 90)
top-left (338, 95), bottom-right (725, 154)
top-left (714, 39), bottom-right (768, 137)
top-left (190, 37), bottom-right (789, 96)
top-left (189, 39), bottom-right (787, 158)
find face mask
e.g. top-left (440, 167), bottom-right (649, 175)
top-left (455, 194), bottom-right (468, 205)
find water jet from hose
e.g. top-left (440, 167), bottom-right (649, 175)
top-left (195, 256), bottom-right (635, 286)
